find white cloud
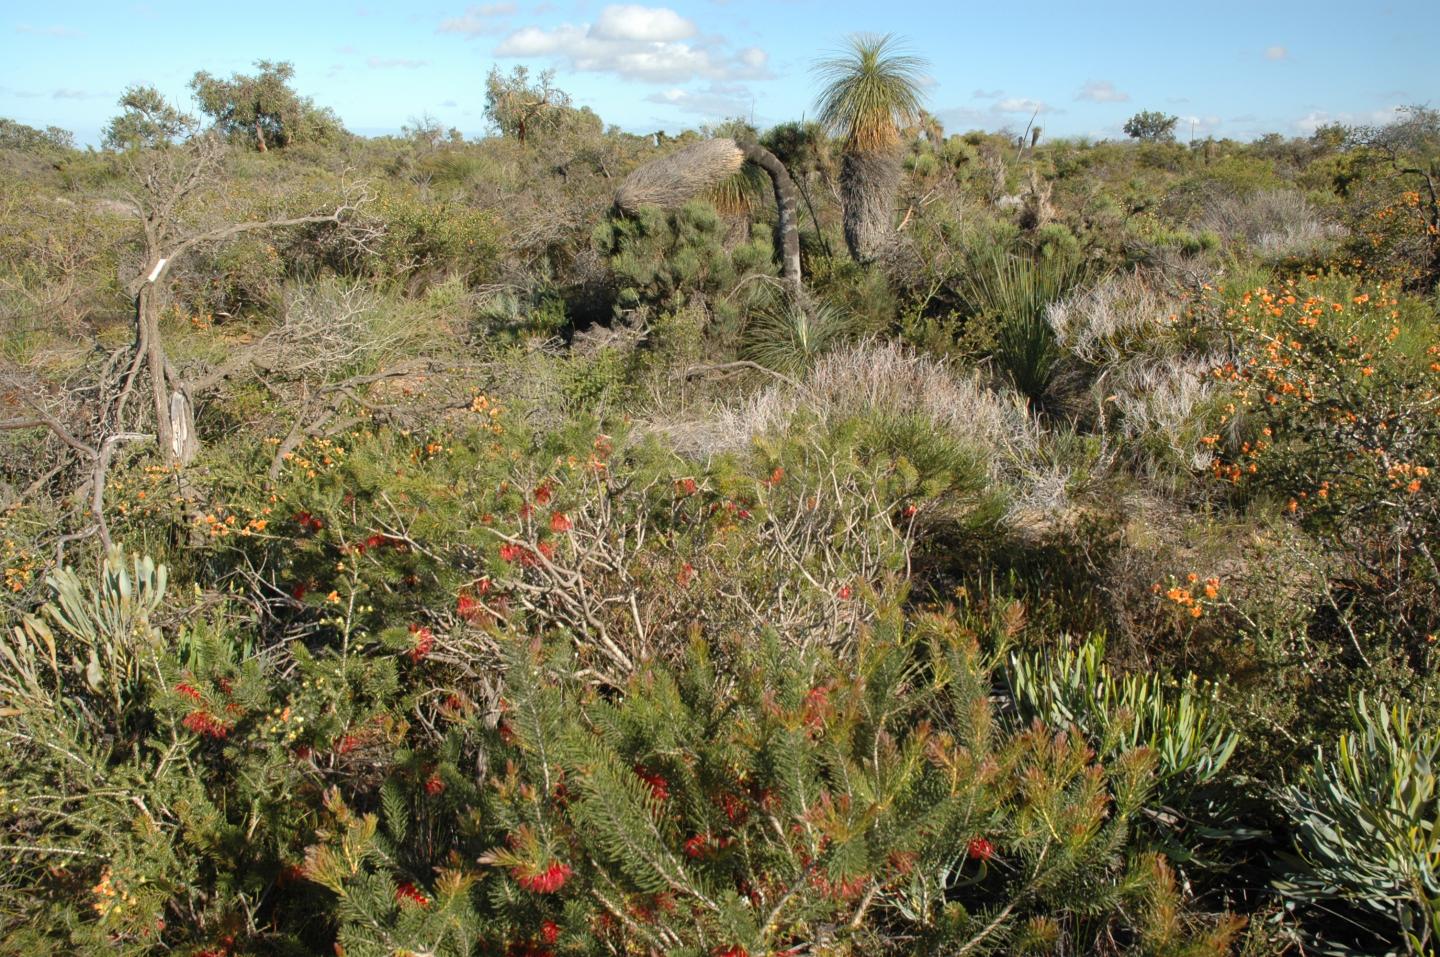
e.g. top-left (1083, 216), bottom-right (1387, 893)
top-left (1177, 114), bottom-right (1223, 136)
top-left (493, 5), bottom-right (771, 83)
top-left (1076, 80), bottom-right (1129, 103)
top-left (1294, 106), bottom-right (1402, 134)
top-left (591, 4), bottom-right (695, 42)
top-left (644, 81), bottom-right (752, 117)
top-left (993, 97), bottom-right (1059, 116)
top-left (439, 4), bottom-right (517, 36)
top-left (1264, 45), bottom-right (1288, 61)
top-left (972, 88), bottom-right (1003, 99)
top-left (367, 56), bottom-right (428, 69)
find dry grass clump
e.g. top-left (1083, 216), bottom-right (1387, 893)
top-left (655, 339), bottom-right (1038, 477)
top-left (1196, 189), bottom-right (1345, 262)
top-left (613, 138), bottom-right (745, 215)
top-left (1048, 271), bottom-right (1230, 480)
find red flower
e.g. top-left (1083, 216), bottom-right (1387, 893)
top-left (549, 511), bottom-right (572, 533)
top-left (175, 682), bottom-right (202, 702)
top-left (683, 834), bottom-right (709, 859)
top-left (536, 541), bottom-right (555, 561)
top-left (677, 562), bottom-right (697, 587)
top-left (408, 625), bottom-right (435, 662)
top-left (424, 772), bottom-right (446, 795)
top-left (719, 791), bottom-right (748, 824)
top-left (395, 881), bottom-right (430, 908)
top-left (515, 860), bottom-right (572, 894)
top-left (902, 503), bottom-right (918, 518)
top-left (519, 503), bottom-right (535, 520)
top-left (677, 477), bottom-right (698, 496)
top-left (499, 543), bottom-right (523, 564)
top-left (836, 584), bottom-right (852, 600)
top-left (458, 592), bottom-right (484, 621)
top-left (967, 836), bottom-right (995, 862)
top-left (497, 720), bottom-right (516, 744)
top-left (714, 946), bottom-right (749, 957)
top-left (634, 765), bottom-right (670, 801)
top-left (182, 710), bottom-right (230, 739)
top-left (540, 920), bottom-right (560, 944)
top-left (534, 483), bottom-right (553, 505)
top-left (336, 734), bottom-right (360, 754)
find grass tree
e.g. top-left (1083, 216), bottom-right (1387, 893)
top-left (812, 33), bottom-right (928, 263)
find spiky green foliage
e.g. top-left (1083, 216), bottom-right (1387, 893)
top-left (1006, 635), bottom-right (1241, 859)
top-left (812, 34), bottom-right (928, 153)
top-left (960, 248), bottom-right (1091, 405)
top-left (743, 298), bottom-right (851, 375)
top-left (1278, 694), bottom-right (1440, 955)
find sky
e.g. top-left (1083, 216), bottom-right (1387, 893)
top-left (1, 0), bottom-right (1432, 147)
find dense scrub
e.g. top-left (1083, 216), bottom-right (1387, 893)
top-left (1, 82), bottom-right (1438, 956)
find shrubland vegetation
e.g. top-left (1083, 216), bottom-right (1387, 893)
top-left (1, 40), bottom-right (1438, 956)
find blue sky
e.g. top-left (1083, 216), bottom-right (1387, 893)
top-left (2, 0), bottom-right (1432, 146)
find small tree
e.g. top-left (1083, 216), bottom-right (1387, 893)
top-left (0, 117), bottom-right (74, 152)
top-left (190, 59), bottom-right (343, 151)
top-left (1123, 110), bottom-right (1179, 143)
top-left (483, 65), bottom-right (571, 145)
top-left (102, 85), bottom-right (195, 151)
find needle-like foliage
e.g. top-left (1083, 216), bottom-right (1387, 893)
top-left (812, 33), bottom-right (928, 153)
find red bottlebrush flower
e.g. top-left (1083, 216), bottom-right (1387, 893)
top-left (677, 562), bottom-right (696, 587)
top-left (497, 720), bottom-right (515, 744)
top-left (633, 765), bottom-right (670, 801)
top-left (836, 584), bottom-right (852, 600)
top-left (424, 772), bottom-right (446, 795)
top-left (714, 946), bottom-right (749, 957)
top-left (677, 477), bottom-right (698, 496)
top-left (182, 710), bottom-right (230, 739)
top-left (802, 685), bottom-right (830, 730)
top-left (457, 592), bottom-right (483, 621)
top-left (294, 744), bottom-right (313, 761)
top-left (683, 834), bottom-right (709, 859)
top-left (480, 512), bottom-right (494, 525)
top-left (540, 920), bottom-right (560, 945)
top-left (499, 542), bottom-right (523, 564)
top-left (967, 836), bottom-right (995, 862)
top-left (175, 682), bottom-right (202, 702)
top-left (290, 583), bottom-right (308, 600)
top-left (534, 483), bottom-right (553, 505)
top-left (519, 502), bottom-right (535, 521)
top-left (536, 541), bottom-right (555, 560)
top-left (719, 791), bottom-right (748, 824)
top-left (549, 511), bottom-right (572, 533)
top-left (902, 503), bottom-right (918, 518)
top-left (515, 860), bottom-right (572, 894)
top-left (395, 881), bottom-right (430, 908)
top-left (737, 508), bottom-right (752, 520)
top-left (336, 734), bottom-right (360, 755)
top-left (408, 625), bottom-right (435, 662)
top-left (767, 467), bottom-right (785, 486)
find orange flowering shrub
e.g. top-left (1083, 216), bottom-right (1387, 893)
top-left (1207, 275), bottom-right (1440, 646)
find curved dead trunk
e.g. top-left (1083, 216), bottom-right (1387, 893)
top-left (614, 137), bottom-right (804, 294)
top-left (740, 142), bottom-right (801, 296)
top-left (840, 148), bottom-right (901, 264)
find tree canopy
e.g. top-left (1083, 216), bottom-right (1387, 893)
top-left (1123, 110), bottom-right (1180, 142)
top-left (102, 86), bottom-right (195, 151)
top-left (190, 59), bottom-right (344, 151)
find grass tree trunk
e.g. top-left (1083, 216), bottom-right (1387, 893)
top-left (740, 142), bottom-right (802, 296)
top-left (840, 149), bottom-right (901, 264)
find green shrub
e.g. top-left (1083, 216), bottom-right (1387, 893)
top-left (1277, 694), bottom-right (1440, 955)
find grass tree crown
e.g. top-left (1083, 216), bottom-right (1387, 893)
top-left (812, 32), bottom-right (929, 152)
